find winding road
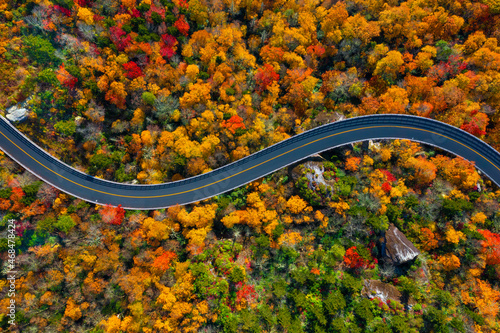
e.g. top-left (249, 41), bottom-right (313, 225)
top-left (0, 114), bottom-right (499, 210)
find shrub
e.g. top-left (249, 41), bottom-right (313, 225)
top-left (38, 68), bottom-right (59, 85)
top-left (89, 154), bottom-right (113, 174)
top-left (0, 188), bottom-right (12, 199)
top-left (54, 120), bottom-right (76, 137)
top-left (142, 91), bottom-right (156, 105)
top-left (229, 266), bottom-right (246, 283)
top-left (37, 216), bottom-right (56, 232)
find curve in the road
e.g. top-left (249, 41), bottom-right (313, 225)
top-left (0, 114), bottom-right (499, 210)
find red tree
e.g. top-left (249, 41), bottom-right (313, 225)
top-left (461, 110), bottom-right (488, 136)
top-left (306, 44), bottom-right (326, 57)
top-left (235, 282), bottom-right (258, 306)
top-left (9, 187), bottom-right (25, 212)
top-left (152, 251), bottom-right (177, 270)
top-left (161, 34), bottom-right (177, 59)
top-left (123, 61), bottom-right (143, 79)
top-left (109, 26), bottom-right (132, 51)
top-left (100, 204), bottom-right (125, 225)
top-left (344, 246), bottom-right (369, 269)
top-left (174, 15), bottom-right (190, 36)
top-left (381, 169), bottom-right (396, 182)
top-left (382, 182), bottom-right (392, 193)
top-left (56, 64), bottom-right (78, 89)
top-left (254, 64), bottom-right (280, 94)
top-left (222, 115), bottom-right (246, 134)
top-left (478, 230), bottom-right (500, 265)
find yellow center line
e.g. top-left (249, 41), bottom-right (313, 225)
top-left (0, 125), bottom-right (498, 199)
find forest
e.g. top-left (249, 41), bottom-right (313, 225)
top-left (0, 0), bottom-right (500, 331)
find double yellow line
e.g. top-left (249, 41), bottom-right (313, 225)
top-left (0, 124), bottom-right (498, 200)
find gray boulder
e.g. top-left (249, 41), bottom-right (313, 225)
top-left (362, 279), bottom-right (402, 303)
top-left (382, 224), bottom-right (420, 265)
top-left (6, 105), bottom-right (28, 122)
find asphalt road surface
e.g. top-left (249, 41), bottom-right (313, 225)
top-left (0, 114), bottom-right (499, 210)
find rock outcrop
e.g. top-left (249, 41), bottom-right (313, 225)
top-left (6, 105), bottom-right (28, 122)
top-left (5, 95), bottom-right (34, 122)
top-left (381, 224), bottom-right (420, 265)
top-left (290, 161), bottom-right (335, 187)
top-left (362, 279), bottom-right (402, 303)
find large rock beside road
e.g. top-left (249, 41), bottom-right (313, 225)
top-left (382, 224), bottom-right (420, 265)
top-left (6, 105), bottom-right (28, 122)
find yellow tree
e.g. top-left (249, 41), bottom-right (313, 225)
top-left (431, 155), bottom-right (481, 190)
top-left (374, 50), bottom-right (404, 83)
top-left (438, 253), bottom-right (461, 271)
top-left (321, 2), bottom-right (348, 45)
top-left (378, 86), bottom-right (409, 114)
top-left (179, 81), bottom-right (211, 110)
top-left (378, 3), bottom-right (411, 45)
top-left (445, 226), bottom-right (466, 244)
top-left (345, 156), bottom-right (361, 172)
top-left (64, 297), bottom-right (82, 321)
top-left (286, 195), bottom-right (308, 214)
top-left (403, 156), bottom-right (437, 187)
top-left (341, 14), bottom-right (380, 45)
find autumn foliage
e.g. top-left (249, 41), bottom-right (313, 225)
top-left (2, 0), bottom-right (500, 330)
top-left (123, 61), bottom-right (143, 79)
top-left (344, 246), bottom-right (370, 270)
top-left (221, 115), bottom-right (246, 134)
top-left (99, 204), bottom-right (125, 225)
top-left (254, 64), bottom-right (280, 93)
top-left (56, 64), bottom-right (77, 89)
top-left (152, 251), bottom-right (178, 271)
top-left (478, 230), bottom-right (500, 266)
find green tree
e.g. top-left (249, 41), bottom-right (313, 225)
top-left (441, 198), bottom-right (473, 219)
top-left (54, 215), bottom-right (76, 233)
top-left (391, 315), bottom-right (410, 333)
top-left (54, 120), bottom-right (76, 137)
top-left (272, 278), bottom-right (288, 299)
top-left (353, 298), bottom-right (374, 326)
top-left (89, 154), bottom-right (113, 174)
top-left (37, 216), bottom-right (56, 232)
top-left (142, 92), bottom-right (156, 105)
top-left (24, 35), bottom-right (60, 66)
top-left (324, 290), bottom-right (346, 315)
top-left (21, 181), bottom-right (42, 205)
top-left (424, 306), bottom-right (450, 333)
top-left (38, 68), bottom-right (59, 85)
top-left (341, 272), bottom-right (363, 295)
top-left (229, 266), bottom-right (245, 283)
